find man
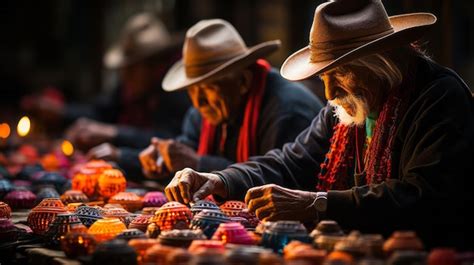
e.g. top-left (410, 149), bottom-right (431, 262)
top-left (51, 13), bottom-right (191, 177)
top-left (165, 0), bottom-right (474, 248)
top-left (139, 19), bottom-right (322, 180)
top-left (66, 12), bottom-right (190, 148)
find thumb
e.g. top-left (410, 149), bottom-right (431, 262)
top-left (156, 139), bottom-right (174, 171)
top-left (151, 137), bottom-right (160, 146)
top-left (193, 180), bottom-right (214, 202)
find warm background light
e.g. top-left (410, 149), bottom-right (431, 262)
top-left (17, 116), bottom-right (31, 137)
top-left (0, 123), bottom-right (10, 139)
top-left (61, 140), bottom-right (74, 156)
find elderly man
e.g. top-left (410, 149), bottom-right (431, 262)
top-left (60, 13), bottom-right (190, 177)
top-left (139, 19), bottom-right (322, 180)
top-left (65, 13), bottom-right (190, 149)
top-left (165, 0), bottom-right (474, 248)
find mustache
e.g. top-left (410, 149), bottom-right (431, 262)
top-left (328, 93), bottom-right (369, 127)
top-left (329, 93), bottom-right (364, 106)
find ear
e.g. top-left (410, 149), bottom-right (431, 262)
top-left (240, 69), bottom-right (253, 95)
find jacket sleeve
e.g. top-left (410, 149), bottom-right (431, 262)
top-left (175, 107), bottom-right (201, 149)
top-left (325, 75), bottom-right (474, 234)
top-left (113, 127), bottom-right (156, 149)
top-left (116, 147), bottom-right (146, 182)
top-left (216, 103), bottom-right (336, 200)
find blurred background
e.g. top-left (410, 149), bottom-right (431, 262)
top-left (1, 0), bottom-right (473, 125)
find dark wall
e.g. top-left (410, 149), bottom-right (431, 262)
top-left (0, 0), bottom-right (472, 112)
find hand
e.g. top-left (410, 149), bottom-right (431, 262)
top-left (65, 118), bottom-right (118, 151)
top-left (245, 184), bottom-right (318, 222)
top-left (156, 138), bottom-right (199, 172)
top-left (87, 143), bottom-right (120, 161)
top-left (139, 138), bottom-right (166, 179)
top-left (165, 168), bottom-right (226, 204)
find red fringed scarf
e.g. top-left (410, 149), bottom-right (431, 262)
top-left (197, 59), bottom-right (271, 162)
top-left (317, 87), bottom-right (408, 191)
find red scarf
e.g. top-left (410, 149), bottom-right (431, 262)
top-left (197, 59), bottom-right (271, 162)
top-left (317, 87), bottom-right (408, 191)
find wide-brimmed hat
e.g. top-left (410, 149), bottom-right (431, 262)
top-left (104, 12), bottom-right (182, 69)
top-left (281, 0), bottom-right (437, 81)
top-left (162, 19), bottom-right (280, 92)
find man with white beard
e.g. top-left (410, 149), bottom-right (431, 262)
top-left (164, 0), bottom-right (474, 248)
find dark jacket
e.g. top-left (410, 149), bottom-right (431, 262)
top-left (176, 69), bottom-right (323, 172)
top-left (216, 57), bottom-right (474, 248)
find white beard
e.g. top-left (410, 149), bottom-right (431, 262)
top-left (328, 95), bottom-right (370, 127)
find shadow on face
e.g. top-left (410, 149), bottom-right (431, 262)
top-left (187, 70), bottom-right (252, 125)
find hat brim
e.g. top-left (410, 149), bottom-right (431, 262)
top-left (281, 13), bottom-right (437, 81)
top-left (162, 40), bottom-right (281, 92)
top-left (104, 33), bottom-right (184, 69)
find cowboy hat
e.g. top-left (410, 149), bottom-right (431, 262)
top-left (162, 19), bottom-right (280, 92)
top-left (280, 0), bottom-right (437, 81)
top-left (104, 12), bottom-right (182, 69)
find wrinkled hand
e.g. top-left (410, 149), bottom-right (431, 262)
top-left (156, 138), bottom-right (199, 172)
top-left (87, 143), bottom-right (120, 161)
top-left (165, 168), bottom-right (226, 204)
top-left (139, 138), bottom-right (167, 179)
top-left (245, 184), bottom-right (318, 222)
top-left (65, 118), bottom-right (118, 151)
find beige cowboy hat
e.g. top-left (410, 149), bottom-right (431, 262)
top-left (104, 12), bottom-right (183, 69)
top-left (281, 0), bottom-right (437, 81)
top-left (162, 19), bottom-right (280, 92)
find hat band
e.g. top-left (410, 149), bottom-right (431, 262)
top-left (309, 28), bottom-right (394, 63)
top-left (184, 51), bottom-right (247, 78)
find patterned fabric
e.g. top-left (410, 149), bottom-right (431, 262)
top-left (197, 59), bottom-right (271, 163)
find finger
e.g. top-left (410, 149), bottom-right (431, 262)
top-left (139, 146), bottom-right (158, 172)
top-left (247, 196), bottom-right (270, 213)
top-left (178, 180), bottom-right (191, 204)
top-left (193, 180), bottom-right (214, 202)
top-left (170, 184), bottom-right (185, 203)
top-left (168, 171), bottom-right (185, 203)
top-left (139, 153), bottom-right (154, 171)
top-left (255, 204), bottom-right (274, 221)
top-left (245, 186), bottom-right (265, 205)
top-left (151, 137), bottom-right (159, 145)
top-left (86, 146), bottom-right (98, 160)
top-left (164, 170), bottom-right (181, 200)
top-left (164, 184), bottom-right (174, 201)
top-left (156, 140), bottom-right (173, 171)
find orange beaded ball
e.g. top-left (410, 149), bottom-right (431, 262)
top-left (97, 169), bottom-right (126, 200)
top-left (219, 200), bottom-right (247, 217)
top-left (108, 192), bottom-right (143, 213)
top-left (72, 168), bottom-right (99, 198)
top-left (150, 202), bottom-right (192, 231)
top-left (27, 198), bottom-right (67, 235)
top-left (72, 160), bottom-right (113, 198)
top-left (88, 217), bottom-right (127, 243)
